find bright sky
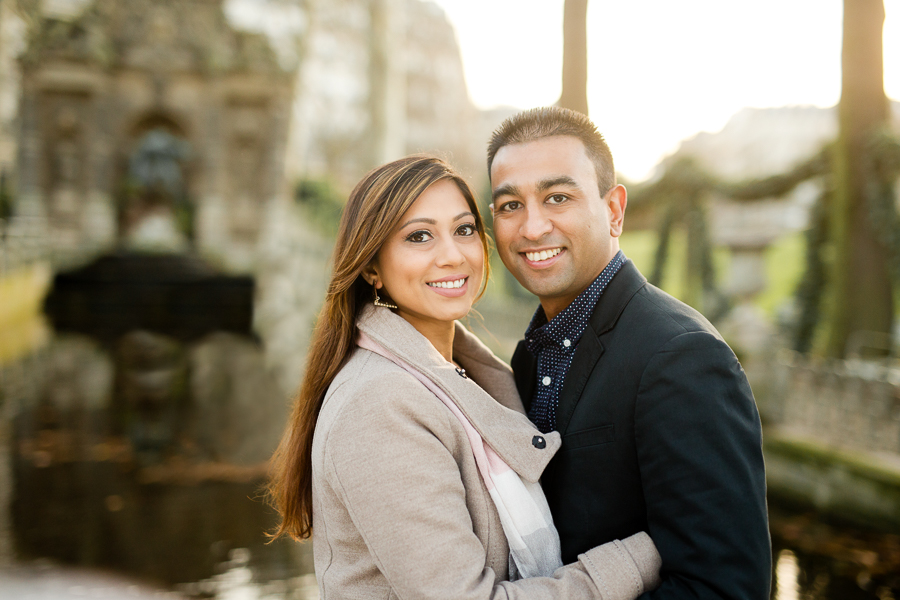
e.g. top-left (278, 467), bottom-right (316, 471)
top-left (431, 0), bottom-right (900, 181)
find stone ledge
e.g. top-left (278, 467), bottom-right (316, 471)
top-left (764, 428), bottom-right (900, 533)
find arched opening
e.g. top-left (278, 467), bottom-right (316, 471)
top-left (116, 112), bottom-right (194, 249)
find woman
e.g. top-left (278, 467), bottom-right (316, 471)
top-left (268, 155), bottom-right (660, 599)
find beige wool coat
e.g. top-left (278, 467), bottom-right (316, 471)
top-left (311, 305), bottom-right (661, 600)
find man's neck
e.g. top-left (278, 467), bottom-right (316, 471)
top-left (538, 250), bottom-right (621, 321)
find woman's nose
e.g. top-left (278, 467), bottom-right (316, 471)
top-left (435, 237), bottom-right (466, 266)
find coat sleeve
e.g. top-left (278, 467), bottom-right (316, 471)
top-left (323, 374), bottom-right (660, 600)
top-left (634, 332), bottom-right (771, 600)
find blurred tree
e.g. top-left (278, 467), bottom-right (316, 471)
top-left (559, 0), bottom-right (588, 115)
top-left (824, 0), bottom-right (893, 357)
top-left (629, 0), bottom-right (900, 358)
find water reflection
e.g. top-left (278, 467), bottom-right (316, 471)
top-left (776, 550), bottom-right (800, 600)
top-left (769, 505), bottom-right (900, 599)
top-left (176, 548), bottom-right (317, 600)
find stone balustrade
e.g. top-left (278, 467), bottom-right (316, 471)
top-left (778, 350), bottom-right (900, 456)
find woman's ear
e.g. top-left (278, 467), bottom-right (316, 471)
top-left (362, 262), bottom-right (380, 288)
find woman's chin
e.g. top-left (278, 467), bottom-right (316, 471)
top-left (399, 299), bottom-right (475, 326)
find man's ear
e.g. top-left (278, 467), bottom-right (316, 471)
top-left (606, 184), bottom-right (627, 238)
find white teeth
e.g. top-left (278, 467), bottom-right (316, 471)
top-left (428, 278), bottom-right (466, 289)
top-left (525, 248), bottom-right (561, 262)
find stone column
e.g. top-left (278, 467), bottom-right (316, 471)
top-left (368, 0), bottom-right (407, 166)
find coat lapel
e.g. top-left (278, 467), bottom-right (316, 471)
top-left (356, 304), bottom-right (561, 482)
top-left (553, 260), bottom-right (648, 435)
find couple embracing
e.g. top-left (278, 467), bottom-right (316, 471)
top-left (268, 107), bottom-right (772, 600)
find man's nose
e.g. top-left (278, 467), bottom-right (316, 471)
top-left (520, 205), bottom-right (553, 240)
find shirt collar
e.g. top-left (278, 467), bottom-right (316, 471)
top-left (524, 250), bottom-right (626, 354)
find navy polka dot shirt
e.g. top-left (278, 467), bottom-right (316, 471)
top-left (524, 250), bottom-right (626, 433)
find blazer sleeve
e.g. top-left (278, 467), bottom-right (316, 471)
top-left (324, 374), bottom-right (660, 600)
top-left (634, 332), bottom-right (771, 600)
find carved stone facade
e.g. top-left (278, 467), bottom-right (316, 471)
top-left (12, 0), bottom-right (296, 267)
top-left (288, 0), bottom-right (482, 188)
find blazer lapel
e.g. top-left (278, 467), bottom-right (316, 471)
top-left (555, 330), bottom-right (604, 435)
top-left (511, 339), bottom-right (537, 413)
top-left (554, 260), bottom-right (648, 435)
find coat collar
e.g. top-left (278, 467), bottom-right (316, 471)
top-left (357, 304), bottom-right (561, 482)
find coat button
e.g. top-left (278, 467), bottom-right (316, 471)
top-left (532, 435), bottom-right (546, 449)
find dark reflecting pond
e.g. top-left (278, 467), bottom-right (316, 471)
top-left (8, 442), bottom-right (900, 600)
top-left (11, 448), bottom-right (315, 599)
top-left (769, 503), bottom-right (900, 599)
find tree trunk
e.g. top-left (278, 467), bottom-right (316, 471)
top-left (824, 0), bottom-right (892, 357)
top-left (559, 0), bottom-right (589, 115)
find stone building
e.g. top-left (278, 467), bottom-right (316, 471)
top-left (11, 0), bottom-right (297, 267)
top-left (287, 0), bottom-right (483, 187)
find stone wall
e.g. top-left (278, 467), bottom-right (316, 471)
top-left (775, 351), bottom-right (900, 456)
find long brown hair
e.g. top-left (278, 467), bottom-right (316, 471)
top-left (267, 155), bottom-right (490, 540)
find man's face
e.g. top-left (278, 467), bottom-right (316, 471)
top-left (490, 135), bottom-right (626, 319)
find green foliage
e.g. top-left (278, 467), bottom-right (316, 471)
top-left (294, 178), bottom-right (346, 236)
top-left (0, 171), bottom-right (12, 221)
top-left (792, 190), bottom-right (831, 353)
top-left (631, 131), bottom-right (900, 354)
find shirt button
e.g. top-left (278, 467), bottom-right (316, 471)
top-left (542, 376), bottom-right (552, 386)
top-left (563, 339), bottom-right (571, 347)
top-left (532, 435), bottom-right (546, 449)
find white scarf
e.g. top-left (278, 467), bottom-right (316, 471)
top-left (357, 332), bottom-right (563, 580)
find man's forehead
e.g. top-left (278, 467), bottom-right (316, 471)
top-left (491, 137), bottom-right (595, 190)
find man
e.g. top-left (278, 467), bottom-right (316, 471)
top-left (488, 107), bottom-right (771, 599)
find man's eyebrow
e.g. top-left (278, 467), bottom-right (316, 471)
top-left (537, 175), bottom-right (581, 192)
top-left (492, 183), bottom-right (521, 202)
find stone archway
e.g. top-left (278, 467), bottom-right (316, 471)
top-left (117, 113), bottom-right (194, 251)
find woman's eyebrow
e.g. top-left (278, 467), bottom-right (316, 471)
top-left (399, 212), bottom-right (474, 229)
top-left (398, 217), bottom-right (436, 229)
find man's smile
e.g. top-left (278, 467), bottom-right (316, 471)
top-left (524, 247), bottom-right (563, 263)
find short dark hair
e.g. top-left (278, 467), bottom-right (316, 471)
top-left (487, 107), bottom-right (616, 194)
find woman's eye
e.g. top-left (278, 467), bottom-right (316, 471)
top-left (405, 230), bottom-right (433, 243)
top-left (456, 223), bottom-right (477, 236)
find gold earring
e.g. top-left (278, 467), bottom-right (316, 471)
top-left (373, 286), bottom-right (398, 309)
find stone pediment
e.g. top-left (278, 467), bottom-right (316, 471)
top-left (21, 0), bottom-right (287, 75)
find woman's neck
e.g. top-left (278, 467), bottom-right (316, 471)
top-left (400, 313), bottom-right (455, 363)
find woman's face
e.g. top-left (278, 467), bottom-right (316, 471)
top-left (369, 179), bottom-right (485, 331)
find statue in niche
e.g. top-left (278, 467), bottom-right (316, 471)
top-left (120, 128), bottom-right (193, 252)
top-left (49, 107), bottom-right (84, 227)
top-left (228, 136), bottom-right (263, 240)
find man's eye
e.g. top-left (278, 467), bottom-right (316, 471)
top-left (547, 194), bottom-right (567, 205)
top-left (456, 223), bottom-right (477, 236)
top-left (406, 230), bottom-right (433, 243)
top-left (497, 201), bottom-right (521, 213)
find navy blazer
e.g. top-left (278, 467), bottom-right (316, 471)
top-left (512, 259), bottom-right (772, 600)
